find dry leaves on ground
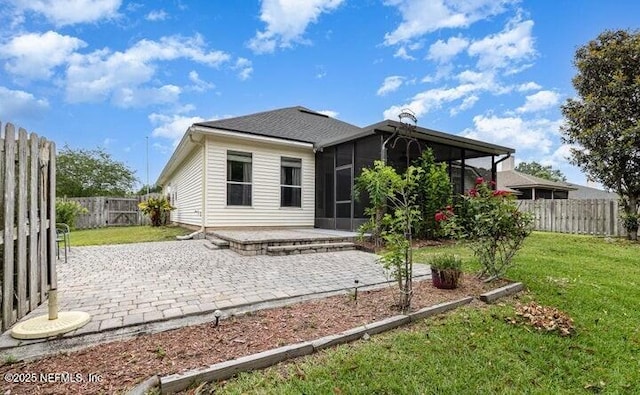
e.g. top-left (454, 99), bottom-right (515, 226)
top-left (506, 301), bottom-right (575, 336)
top-left (1, 275), bottom-right (501, 395)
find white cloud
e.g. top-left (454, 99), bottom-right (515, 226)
top-left (65, 35), bottom-right (230, 106)
top-left (11, 0), bottom-right (122, 26)
top-left (149, 112), bottom-right (205, 146)
top-left (377, 75), bottom-right (405, 96)
top-left (427, 36), bottom-right (469, 63)
top-left (248, 0), bottom-right (344, 54)
top-left (0, 31), bottom-right (86, 80)
top-left (383, 0), bottom-right (512, 45)
top-left (450, 95), bottom-right (478, 115)
top-left (234, 58), bottom-right (253, 80)
top-left (517, 90), bottom-right (560, 113)
top-left (317, 110), bottom-right (338, 118)
top-left (394, 47), bottom-right (415, 61)
top-left (187, 71), bottom-right (214, 92)
top-left (146, 9), bottom-right (168, 21)
top-left (0, 86), bottom-right (49, 119)
top-left (467, 18), bottom-right (536, 71)
top-left (462, 114), bottom-right (562, 154)
top-left (517, 81), bottom-right (541, 92)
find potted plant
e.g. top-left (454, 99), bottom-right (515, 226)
top-left (429, 254), bottom-right (463, 289)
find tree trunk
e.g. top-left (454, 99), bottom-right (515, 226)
top-left (626, 195), bottom-right (638, 241)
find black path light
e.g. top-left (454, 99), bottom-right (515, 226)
top-left (354, 279), bottom-right (360, 304)
top-left (214, 309), bottom-right (222, 327)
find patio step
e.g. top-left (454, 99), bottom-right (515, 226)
top-left (266, 242), bottom-right (356, 256)
top-left (204, 236), bottom-right (230, 250)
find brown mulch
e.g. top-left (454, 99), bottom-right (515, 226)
top-left (1, 275), bottom-right (505, 394)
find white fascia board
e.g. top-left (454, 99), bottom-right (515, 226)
top-left (191, 125), bottom-right (315, 149)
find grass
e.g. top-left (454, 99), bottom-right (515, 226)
top-left (69, 225), bottom-right (190, 246)
top-left (215, 232), bottom-right (640, 394)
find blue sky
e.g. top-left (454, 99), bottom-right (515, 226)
top-left (1, 0), bottom-right (639, 188)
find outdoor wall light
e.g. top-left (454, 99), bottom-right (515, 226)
top-left (214, 309), bottom-right (222, 327)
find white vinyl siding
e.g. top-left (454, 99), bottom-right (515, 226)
top-left (165, 147), bottom-right (203, 227)
top-left (205, 135), bottom-right (314, 227)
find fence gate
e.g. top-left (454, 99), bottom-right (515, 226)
top-left (106, 197), bottom-right (140, 226)
top-left (0, 122), bottom-right (57, 331)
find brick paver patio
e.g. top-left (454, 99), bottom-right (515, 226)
top-left (2, 239), bottom-right (430, 344)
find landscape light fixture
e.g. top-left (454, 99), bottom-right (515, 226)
top-left (354, 279), bottom-right (359, 304)
top-left (214, 309), bottom-right (222, 327)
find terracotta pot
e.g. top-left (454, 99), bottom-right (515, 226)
top-left (431, 268), bottom-right (462, 289)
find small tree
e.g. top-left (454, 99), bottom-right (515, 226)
top-left (437, 178), bottom-right (533, 281)
top-left (138, 196), bottom-right (175, 227)
top-left (354, 161), bottom-right (399, 246)
top-left (411, 149), bottom-right (452, 239)
top-left (364, 161), bottom-right (421, 311)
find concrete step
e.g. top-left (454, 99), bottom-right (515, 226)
top-left (204, 236), bottom-right (230, 250)
top-left (266, 242), bottom-right (355, 256)
top-left (203, 241), bottom-right (220, 250)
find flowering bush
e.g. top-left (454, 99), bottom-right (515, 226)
top-left (436, 177), bottom-right (533, 280)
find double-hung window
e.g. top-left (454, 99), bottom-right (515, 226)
top-left (281, 157), bottom-right (302, 207)
top-left (227, 151), bottom-right (252, 206)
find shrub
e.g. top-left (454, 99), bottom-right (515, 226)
top-left (428, 254), bottom-right (462, 271)
top-left (55, 199), bottom-right (88, 229)
top-left (437, 178), bottom-right (533, 281)
top-left (411, 149), bottom-right (452, 239)
top-left (138, 196), bottom-right (175, 227)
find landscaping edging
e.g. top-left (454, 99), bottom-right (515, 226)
top-left (159, 297), bottom-right (475, 394)
top-left (479, 282), bottom-right (524, 303)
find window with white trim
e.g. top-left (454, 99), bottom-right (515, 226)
top-left (281, 157), bottom-right (302, 207)
top-left (227, 151), bottom-right (252, 206)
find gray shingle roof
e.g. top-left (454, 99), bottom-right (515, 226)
top-left (195, 106), bottom-right (364, 147)
top-left (497, 170), bottom-right (577, 191)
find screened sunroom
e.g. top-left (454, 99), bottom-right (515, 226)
top-left (314, 120), bottom-right (515, 231)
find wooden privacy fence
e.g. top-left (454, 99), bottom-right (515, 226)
top-left (68, 195), bottom-right (158, 229)
top-left (0, 122), bottom-right (56, 331)
top-left (517, 199), bottom-right (626, 237)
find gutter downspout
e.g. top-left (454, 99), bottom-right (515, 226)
top-left (492, 153), bottom-right (512, 188)
top-left (188, 128), bottom-right (207, 233)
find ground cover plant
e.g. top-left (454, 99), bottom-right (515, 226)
top-left (213, 232), bottom-right (640, 394)
top-left (69, 225), bottom-right (189, 246)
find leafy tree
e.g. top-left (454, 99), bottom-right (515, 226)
top-left (57, 145), bottom-right (138, 197)
top-left (561, 30), bottom-right (640, 240)
top-left (136, 184), bottom-right (163, 195)
top-left (515, 161), bottom-right (567, 182)
top-left (55, 199), bottom-right (88, 229)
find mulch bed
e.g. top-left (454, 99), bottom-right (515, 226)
top-left (1, 275), bottom-right (505, 394)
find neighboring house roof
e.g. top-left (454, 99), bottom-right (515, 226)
top-left (497, 170), bottom-right (577, 191)
top-left (567, 184), bottom-right (618, 200)
top-left (195, 106), bottom-right (364, 147)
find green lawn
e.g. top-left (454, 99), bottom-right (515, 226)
top-left (217, 232), bottom-right (640, 394)
top-left (69, 225), bottom-right (191, 246)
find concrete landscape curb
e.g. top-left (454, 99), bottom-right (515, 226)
top-left (479, 282), bottom-right (525, 303)
top-left (158, 296), bottom-right (474, 394)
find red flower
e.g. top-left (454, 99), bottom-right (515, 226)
top-left (490, 180), bottom-right (496, 187)
top-left (468, 188), bottom-right (478, 197)
top-left (492, 190), bottom-right (511, 197)
top-left (475, 177), bottom-right (484, 185)
top-left (446, 205), bottom-right (453, 213)
top-left (435, 212), bottom-right (447, 222)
